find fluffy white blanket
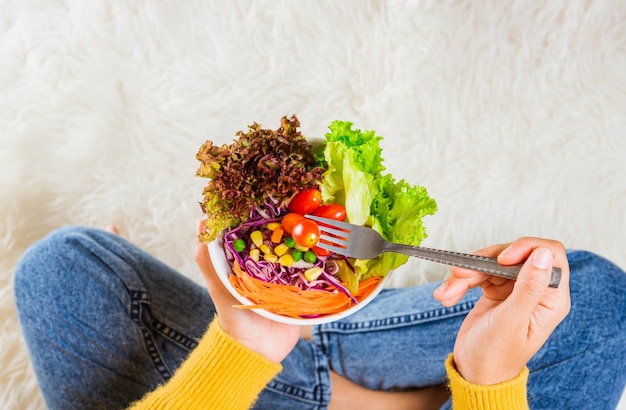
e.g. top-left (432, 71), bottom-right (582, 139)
top-left (1, 1), bottom-right (624, 408)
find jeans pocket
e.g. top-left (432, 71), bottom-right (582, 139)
top-left (130, 290), bottom-right (200, 381)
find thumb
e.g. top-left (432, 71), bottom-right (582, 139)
top-left (194, 221), bottom-right (234, 307)
top-left (506, 247), bottom-right (553, 317)
top-left (194, 220), bottom-right (215, 282)
top-left (195, 237), bottom-right (216, 284)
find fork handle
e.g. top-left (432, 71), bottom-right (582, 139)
top-left (384, 243), bottom-right (561, 288)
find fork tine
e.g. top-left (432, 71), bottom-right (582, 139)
top-left (319, 233), bottom-right (347, 245)
top-left (305, 215), bottom-right (354, 255)
top-left (316, 224), bottom-right (349, 238)
top-left (313, 241), bottom-right (351, 256)
top-left (305, 215), bottom-right (353, 232)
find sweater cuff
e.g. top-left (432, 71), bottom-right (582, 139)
top-left (131, 318), bottom-right (282, 410)
top-left (445, 354), bottom-right (529, 410)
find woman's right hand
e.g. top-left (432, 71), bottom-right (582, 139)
top-left (434, 237), bottom-right (571, 385)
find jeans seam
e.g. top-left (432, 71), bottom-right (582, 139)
top-left (264, 344), bottom-right (330, 408)
top-left (151, 318), bottom-right (199, 351)
top-left (129, 290), bottom-right (173, 381)
top-left (314, 343), bottom-right (330, 410)
top-left (320, 299), bottom-right (477, 334)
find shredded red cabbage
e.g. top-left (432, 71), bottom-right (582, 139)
top-left (222, 206), bottom-right (356, 303)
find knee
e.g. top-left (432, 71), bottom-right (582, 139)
top-left (567, 250), bottom-right (626, 290)
top-left (14, 226), bottom-right (105, 309)
top-left (566, 249), bottom-right (626, 332)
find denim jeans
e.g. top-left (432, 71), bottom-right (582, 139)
top-left (14, 226), bottom-right (626, 409)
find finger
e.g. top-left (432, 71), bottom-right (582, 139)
top-left (497, 237), bottom-right (565, 269)
top-left (194, 222), bottom-right (237, 309)
top-left (503, 247), bottom-right (553, 319)
top-left (443, 242), bottom-right (514, 287)
top-left (195, 237), bottom-right (216, 285)
top-left (449, 265), bottom-right (492, 279)
top-left (474, 243), bottom-right (511, 259)
top-left (434, 266), bottom-right (486, 305)
top-left (498, 237), bottom-right (570, 290)
top-left (433, 279), bottom-right (466, 306)
top-left (195, 221), bottom-right (215, 282)
top-left (434, 262), bottom-right (501, 304)
top-left (435, 268), bottom-right (512, 306)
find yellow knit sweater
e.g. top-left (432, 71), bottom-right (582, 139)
top-left (131, 319), bottom-right (528, 409)
top-left (445, 354), bottom-right (529, 410)
top-left (130, 320), bottom-right (281, 409)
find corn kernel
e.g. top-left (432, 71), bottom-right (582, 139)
top-left (274, 243), bottom-right (289, 257)
top-left (263, 253), bottom-right (278, 263)
top-left (294, 243), bottom-right (309, 252)
top-left (259, 244), bottom-right (272, 255)
top-left (249, 248), bottom-right (260, 262)
top-left (304, 267), bottom-right (323, 282)
top-left (267, 222), bottom-right (281, 231)
top-left (250, 230), bottom-right (263, 247)
top-left (277, 254), bottom-right (294, 267)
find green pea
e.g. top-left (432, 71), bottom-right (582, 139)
top-left (233, 239), bottom-right (246, 252)
top-left (291, 249), bottom-right (302, 262)
top-left (303, 250), bottom-right (317, 263)
top-left (284, 237), bottom-right (296, 248)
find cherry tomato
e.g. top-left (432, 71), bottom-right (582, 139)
top-left (288, 188), bottom-right (322, 215)
top-left (311, 203), bottom-right (346, 221)
top-left (281, 213), bottom-right (304, 235)
top-left (312, 245), bottom-right (331, 257)
top-left (311, 204), bottom-right (346, 256)
top-left (291, 219), bottom-right (320, 248)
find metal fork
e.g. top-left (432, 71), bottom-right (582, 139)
top-left (305, 215), bottom-right (561, 288)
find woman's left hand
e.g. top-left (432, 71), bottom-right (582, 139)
top-left (195, 222), bottom-right (300, 363)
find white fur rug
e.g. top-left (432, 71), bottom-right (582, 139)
top-left (1, 1), bottom-right (624, 408)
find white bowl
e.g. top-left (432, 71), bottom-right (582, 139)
top-left (208, 238), bottom-right (393, 325)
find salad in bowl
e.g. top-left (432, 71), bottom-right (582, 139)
top-left (196, 115), bottom-right (437, 324)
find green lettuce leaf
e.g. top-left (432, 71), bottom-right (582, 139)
top-left (358, 174), bottom-right (438, 279)
top-left (320, 121), bottom-right (383, 226)
top-left (320, 121), bottom-right (437, 290)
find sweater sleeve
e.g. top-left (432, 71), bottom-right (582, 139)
top-left (129, 318), bottom-right (282, 410)
top-left (445, 354), bottom-right (529, 410)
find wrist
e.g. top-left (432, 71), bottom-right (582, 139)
top-left (451, 354), bottom-right (524, 386)
top-left (445, 354), bottom-right (529, 409)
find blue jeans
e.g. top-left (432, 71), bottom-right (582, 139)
top-left (13, 226), bottom-right (626, 409)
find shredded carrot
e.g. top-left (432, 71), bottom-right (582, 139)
top-left (229, 261), bottom-right (382, 318)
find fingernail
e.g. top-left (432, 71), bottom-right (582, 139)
top-left (532, 248), bottom-right (552, 270)
top-left (435, 281), bottom-right (448, 294)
